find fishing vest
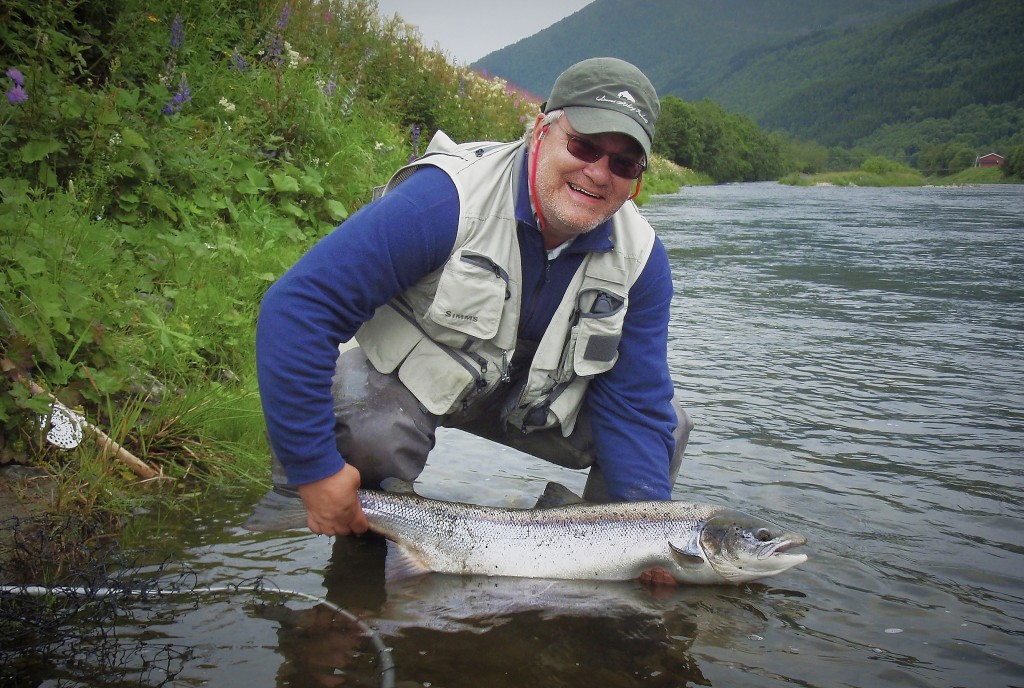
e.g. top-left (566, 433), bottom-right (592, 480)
top-left (355, 131), bottom-right (656, 436)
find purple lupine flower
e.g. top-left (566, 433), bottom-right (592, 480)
top-left (409, 125), bottom-right (421, 162)
top-left (162, 73), bottom-right (191, 115)
top-left (265, 33), bottom-right (284, 65)
top-left (458, 75), bottom-right (465, 98)
top-left (230, 49), bottom-right (249, 72)
top-left (5, 68), bottom-right (26, 104)
top-left (6, 68), bottom-right (24, 87)
top-left (324, 75), bottom-right (336, 96)
top-left (169, 13), bottom-right (185, 51)
top-left (275, 4), bottom-right (292, 31)
top-left (323, 10), bottom-right (333, 22)
top-left (6, 84), bottom-right (27, 105)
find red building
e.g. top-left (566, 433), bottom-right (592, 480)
top-left (976, 152), bottom-right (1004, 168)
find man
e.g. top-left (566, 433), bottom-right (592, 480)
top-left (252, 58), bottom-right (693, 567)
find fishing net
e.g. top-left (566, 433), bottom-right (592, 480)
top-left (0, 514), bottom-right (394, 688)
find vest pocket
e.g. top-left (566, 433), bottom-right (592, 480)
top-left (571, 288), bottom-right (626, 377)
top-left (398, 338), bottom-right (481, 415)
top-left (424, 251), bottom-right (509, 346)
top-left (356, 302), bottom-right (421, 374)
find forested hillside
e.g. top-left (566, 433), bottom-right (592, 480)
top-left (710, 0), bottom-right (1024, 156)
top-left (476, 0), bottom-right (951, 102)
top-left (475, 0), bottom-right (1022, 159)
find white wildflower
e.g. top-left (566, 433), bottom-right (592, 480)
top-left (284, 41), bottom-right (301, 68)
top-left (219, 97), bottom-right (236, 113)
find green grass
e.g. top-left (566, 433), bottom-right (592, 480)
top-left (780, 155), bottom-right (1020, 187)
top-left (0, 0), bottom-right (690, 522)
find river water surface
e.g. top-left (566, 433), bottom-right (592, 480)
top-left (41, 183), bottom-right (1024, 687)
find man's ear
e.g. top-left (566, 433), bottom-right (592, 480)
top-left (533, 113), bottom-right (548, 142)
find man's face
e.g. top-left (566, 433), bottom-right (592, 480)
top-left (531, 114), bottom-right (644, 247)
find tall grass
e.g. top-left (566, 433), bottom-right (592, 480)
top-left (1, 0), bottom-right (691, 516)
top-left (0, 0), bottom-right (554, 509)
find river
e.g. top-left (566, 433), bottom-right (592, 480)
top-left (19, 182), bottom-right (1024, 687)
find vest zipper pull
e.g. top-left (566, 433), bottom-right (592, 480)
top-left (500, 350), bottom-right (511, 383)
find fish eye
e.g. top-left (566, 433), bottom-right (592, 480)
top-left (755, 528), bottom-right (772, 542)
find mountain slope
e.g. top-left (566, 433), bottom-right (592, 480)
top-left (709, 0), bottom-right (1024, 147)
top-left (474, 0), bottom-right (952, 101)
top-left (473, 0), bottom-right (1023, 152)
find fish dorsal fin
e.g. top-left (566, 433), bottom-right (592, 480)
top-left (669, 533), bottom-right (705, 566)
top-left (380, 477), bottom-right (417, 494)
top-left (534, 482), bottom-right (585, 509)
top-left (384, 541), bottom-right (431, 581)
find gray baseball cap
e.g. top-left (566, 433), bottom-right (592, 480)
top-left (543, 57), bottom-right (660, 158)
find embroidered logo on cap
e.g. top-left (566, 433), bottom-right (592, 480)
top-left (595, 93), bottom-right (650, 124)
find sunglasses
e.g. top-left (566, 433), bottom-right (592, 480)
top-left (556, 121), bottom-right (647, 180)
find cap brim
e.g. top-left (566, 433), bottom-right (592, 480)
top-left (564, 107), bottom-right (651, 159)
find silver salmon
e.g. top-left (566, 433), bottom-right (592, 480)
top-left (244, 483), bottom-right (807, 585)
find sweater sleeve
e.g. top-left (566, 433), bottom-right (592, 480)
top-left (255, 167), bottom-right (458, 486)
top-left (586, 237), bottom-right (677, 501)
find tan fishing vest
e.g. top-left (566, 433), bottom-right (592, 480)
top-left (356, 131), bottom-right (656, 436)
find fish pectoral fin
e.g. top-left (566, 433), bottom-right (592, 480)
top-left (668, 537), bottom-right (705, 566)
top-left (533, 481), bottom-right (585, 509)
top-left (379, 477), bottom-right (417, 495)
top-left (384, 541), bottom-right (431, 581)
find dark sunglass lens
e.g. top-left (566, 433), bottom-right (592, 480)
top-left (609, 157), bottom-right (644, 179)
top-left (564, 130), bottom-right (644, 179)
top-left (566, 137), bottom-right (604, 164)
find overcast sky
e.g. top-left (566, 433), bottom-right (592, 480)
top-left (375, 0), bottom-right (594, 65)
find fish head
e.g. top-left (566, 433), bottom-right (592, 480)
top-left (696, 509), bottom-right (808, 583)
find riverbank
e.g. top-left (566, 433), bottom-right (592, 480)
top-left (780, 164), bottom-right (1016, 186)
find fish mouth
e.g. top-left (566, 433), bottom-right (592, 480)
top-left (758, 534), bottom-right (807, 561)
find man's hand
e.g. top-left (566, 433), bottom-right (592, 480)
top-left (297, 463), bottom-right (369, 537)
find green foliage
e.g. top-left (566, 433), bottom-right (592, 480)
top-left (0, 0), bottom-right (543, 489)
top-left (943, 166), bottom-right (1008, 185)
top-left (1003, 144), bottom-right (1024, 179)
top-left (477, 0), bottom-right (951, 113)
top-left (779, 168), bottom-right (925, 187)
top-left (860, 156), bottom-right (914, 176)
top-left (634, 157), bottom-right (711, 203)
top-left (916, 142), bottom-right (977, 175)
top-left (653, 97), bottom-right (784, 182)
top-left (719, 0), bottom-right (1024, 160)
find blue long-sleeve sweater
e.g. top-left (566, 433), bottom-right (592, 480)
top-left (255, 147), bottom-right (678, 500)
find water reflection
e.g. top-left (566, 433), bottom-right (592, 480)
top-left (230, 536), bottom-right (813, 688)
top-left (253, 600), bottom-right (375, 688)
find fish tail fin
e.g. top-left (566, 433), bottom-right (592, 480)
top-left (242, 486), bottom-right (309, 532)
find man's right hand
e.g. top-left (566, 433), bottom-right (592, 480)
top-left (297, 463), bottom-right (369, 537)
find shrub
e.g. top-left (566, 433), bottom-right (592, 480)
top-left (0, 0), bottom-right (540, 474)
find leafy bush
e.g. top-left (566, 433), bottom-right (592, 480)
top-left (653, 96), bottom-right (785, 182)
top-left (0, 0), bottom-right (543, 481)
top-left (1003, 143), bottom-right (1024, 179)
top-left (860, 155), bottom-right (911, 175)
